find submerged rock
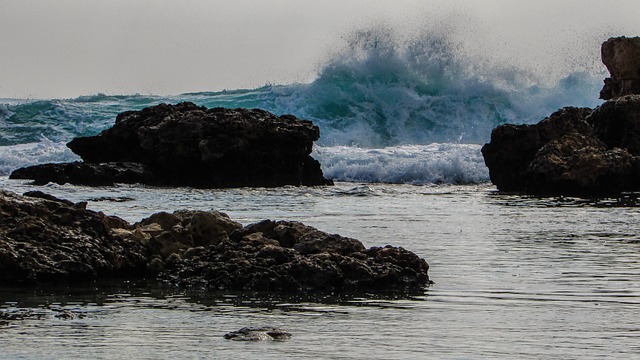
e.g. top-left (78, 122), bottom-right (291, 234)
top-left (0, 190), bottom-right (431, 292)
top-left (223, 327), bottom-right (292, 341)
top-left (10, 102), bottom-right (332, 188)
top-left (482, 37), bottom-right (640, 196)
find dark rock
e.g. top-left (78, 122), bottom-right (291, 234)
top-left (10, 162), bottom-right (153, 186)
top-left (136, 210), bottom-right (243, 259)
top-left (600, 37), bottom-right (640, 100)
top-left (481, 107), bottom-right (593, 192)
top-left (527, 133), bottom-right (640, 195)
top-left (482, 37), bottom-right (640, 196)
top-left (0, 190), bottom-right (431, 292)
top-left (587, 95), bottom-right (640, 155)
top-left (0, 190), bottom-right (147, 285)
top-left (159, 221), bottom-right (431, 292)
top-left (10, 102), bottom-right (332, 188)
top-left (224, 327), bottom-right (291, 341)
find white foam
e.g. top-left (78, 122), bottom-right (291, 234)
top-left (313, 143), bottom-right (488, 185)
top-left (0, 140), bottom-right (80, 175)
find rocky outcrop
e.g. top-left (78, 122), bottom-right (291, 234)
top-left (482, 37), bottom-right (640, 196)
top-left (10, 102), bottom-right (333, 188)
top-left (0, 190), bottom-right (431, 292)
top-left (481, 107), bottom-right (594, 192)
top-left (600, 37), bottom-right (640, 100)
top-left (0, 190), bottom-right (147, 285)
top-left (150, 218), bottom-right (431, 292)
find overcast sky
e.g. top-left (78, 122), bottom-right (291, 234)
top-left (1, 0), bottom-right (639, 99)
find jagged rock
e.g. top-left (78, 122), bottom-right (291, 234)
top-left (481, 107), bottom-right (593, 192)
top-left (587, 95), bottom-right (640, 155)
top-left (0, 190), bottom-right (431, 292)
top-left (482, 37), bottom-right (640, 196)
top-left (224, 327), bottom-right (291, 341)
top-left (136, 210), bottom-right (243, 259)
top-left (527, 133), bottom-right (640, 194)
top-left (11, 102), bottom-right (333, 188)
top-left (0, 190), bottom-right (147, 285)
top-left (600, 37), bottom-right (640, 100)
top-left (159, 220), bottom-right (431, 292)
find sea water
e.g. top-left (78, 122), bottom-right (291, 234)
top-left (1, 26), bottom-right (639, 359)
top-left (0, 180), bottom-right (639, 359)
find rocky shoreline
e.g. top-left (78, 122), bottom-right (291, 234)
top-left (0, 189), bottom-right (431, 292)
top-left (482, 36), bottom-right (640, 196)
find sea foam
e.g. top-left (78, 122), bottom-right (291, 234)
top-left (314, 143), bottom-right (487, 185)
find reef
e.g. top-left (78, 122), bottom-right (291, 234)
top-left (482, 36), bottom-right (640, 196)
top-left (10, 102), bottom-right (332, 188)
top-left (0, 190), bottom-right (431, 292)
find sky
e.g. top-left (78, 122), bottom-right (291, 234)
top-left (1, 0), bottom-right (640, 99)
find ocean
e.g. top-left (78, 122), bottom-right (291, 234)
top-left (1, 28), bottom-right (639, 359)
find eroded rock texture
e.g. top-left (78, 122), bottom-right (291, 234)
top-left (11, 102), bottom-right (332, 188)
top-left (482, 37), bottom-right (640, 196)
top-left (0, 190), bottom-right (431, 292)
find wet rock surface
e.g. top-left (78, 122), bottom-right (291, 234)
top-left (10, 102), bottom-right (332, 188)
top-left (0, 190), bottom-right (431, 292)
top-left (482, 37), bottom-right (640, 196)
top-left (0, 190), bottom-right (147, 285)
top-left (223, 327), bottom-right (292, 341)
top-left (156, 219), bottom-right (431, 292)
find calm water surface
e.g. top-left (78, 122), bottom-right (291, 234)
top-left (1, 178), bottom-right (639, 359)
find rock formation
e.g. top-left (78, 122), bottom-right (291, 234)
top-left (482, 37), bottom-right (640, 196)
top-left (0, 190), bottom-right (431, 292)
top-left (0, 190), bottom-right (147, 285)
top-left (600, 37), bottom-right (640, 100)
top-left (10, 102), bottom-right (333, 188)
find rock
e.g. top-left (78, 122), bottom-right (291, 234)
top-left (527, 133), bottom-right (640, 195)
top-left (10, 162), bottom-right (153, 186)
top-left (481, 107), bottom-right (593, 192)
top-left (136, 210), bottom-right (243, 259)
top-left (11, 102), bottom-right (333, 188)
top-left (482, 37), bottom-right (640, 196)
top-left (223, 327), bottom-right (291, 341)
top-left (0, 190), bottom-right (147, 285)
top-left (600, 37), bottom-right (640, 100)
top-left (0, 190), bottom-right (431, 292)
top-left (587, 95), bottom-right (640, 155)
top-left (159, 221), bottom-right (431, 292)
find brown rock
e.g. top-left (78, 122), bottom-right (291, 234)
top-left (600, 37), bottom-right (640, 100)
top-left (0, 190), bottom-right (147, 285)
top-left (481, 107), bottom-right (593, 192)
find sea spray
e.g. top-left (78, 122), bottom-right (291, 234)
top-left (0, 26), bottom-right (603, 183)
